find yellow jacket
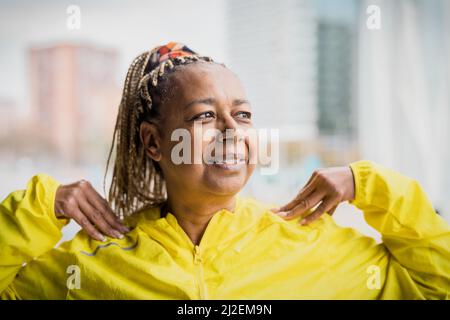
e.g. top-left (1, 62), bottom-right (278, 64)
top-left (0, 161), bottom-right (449, 299)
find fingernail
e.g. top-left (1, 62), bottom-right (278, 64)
top-left (277, 211), bottom-right (288, 217)
top-left (270, 207), bottom-right (279, 213)
top-left (299, 219), bottom-right (306, 225)
top-left (99, 235), bottom-right (107, 242)
top-left (113, 231), bottom-right (124, 239)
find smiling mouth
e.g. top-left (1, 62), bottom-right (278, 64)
top-left (205, 154), bottom-right (247, 170)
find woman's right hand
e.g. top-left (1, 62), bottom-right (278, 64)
top-left (54, 180), bottom-right (130, 241)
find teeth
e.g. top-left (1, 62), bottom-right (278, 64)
top-left (212, 159), bottom-right (245, 165)
top-left (208, 154), bottom-right (246, 165)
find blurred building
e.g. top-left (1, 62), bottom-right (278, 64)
top-left (357, 0), bottom-right (450, 218)
top-left (226, 0), bottom-right (360, 170)
top-left (317, 21), bottom-right (355, 137)
top-left (28, 43), bottom-right (120, 164)
top-left (316, 13), bottom-right (359, 166)
top-left (226, 0), bottom-right (318, 168)
top-left (0, 98), bottom-right (18, 139)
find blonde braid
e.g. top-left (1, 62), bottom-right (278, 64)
top-left (104, 49), bottom-right (217, 219)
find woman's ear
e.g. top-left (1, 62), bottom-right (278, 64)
top-left (140, 121), bottom-right (162, 162)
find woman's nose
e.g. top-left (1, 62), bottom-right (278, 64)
top-left (217, 117), bottom-right (245, 144)
top-left (218, 114), bottom-right (238, 131)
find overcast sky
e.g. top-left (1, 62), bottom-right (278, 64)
top-left (0, 0), bottom-right (359, 111)
top-left (0, 0), bottom-right (228, 110)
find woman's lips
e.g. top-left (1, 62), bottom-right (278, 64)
top-left (211, 158), bottom-right (247, 170)
top-left (205, 154), bottom-right (247, 170)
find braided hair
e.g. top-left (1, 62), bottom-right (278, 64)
top-left (104, 42), bottom-right (217, 219)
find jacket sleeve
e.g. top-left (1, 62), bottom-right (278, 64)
top-left (0, 174), bottom-right (69, 296)
top-left (349, 160), bottom-right (450, 299)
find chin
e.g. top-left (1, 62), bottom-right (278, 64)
top-left (203, 170), bottom-right (249, 197)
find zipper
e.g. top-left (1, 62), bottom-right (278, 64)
top-left (193, 245), bottom-right (208, 300)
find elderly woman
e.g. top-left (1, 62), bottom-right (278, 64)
top-left (0, 42), bottom-right (449, 299)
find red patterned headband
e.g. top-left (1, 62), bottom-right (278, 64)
top-left (138, 42), bottom-right (214, 110)
top-left (144, 42), bottom-right (197, 74)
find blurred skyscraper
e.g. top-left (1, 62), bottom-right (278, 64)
top-left (317, 21), bottom-right (355, 137)
top-left (226, 0), bottom-right (317, 138)
top-left (226, 0), bottom-right (320, 175)
top-left (314, 0), bottom-right (359, 166)
top-left (357, 0), bottom-right (450, 218)
top-left (28, 43), bottom-right (120, 163)
top-left (0, 98), bottom-right (18, 139)
top-left (226, 0), bottom-right (360, 168)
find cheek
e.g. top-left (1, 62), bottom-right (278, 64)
top-left (247, 163), bottom-right (256, 176)
top-left (190, 126), bottom-right (215, 163)
top-left (158, 138), bottom-right (207, 177)
top-left (159, 140), bottom-right (174, 162)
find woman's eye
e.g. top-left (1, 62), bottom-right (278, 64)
top-left (236, 111), bottom-right (252, 120)
top-left (194, 111), bottom-right (215, 120)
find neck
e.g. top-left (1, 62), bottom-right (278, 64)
top-left (164, 193), bottom-right (237, 246)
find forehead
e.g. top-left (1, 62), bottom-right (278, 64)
top-left (167, 62), bottom-right (247, 103)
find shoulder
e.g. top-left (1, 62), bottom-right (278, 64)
top-left (50, 207), bottom-right (158, 258)
top-left (123, 205), bottom-right (161, 229)
top-left (238, 195), bottom-right (343, 235)
top-left (235, 195), bottom-right (277, 224)
top-left (236, 195), bottom-right (275, 214)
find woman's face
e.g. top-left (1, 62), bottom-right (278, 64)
top-left (141, 62), bottom-right (256, 200)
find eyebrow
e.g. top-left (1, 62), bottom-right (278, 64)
top-left (184, 98), bottom-right (250, 109)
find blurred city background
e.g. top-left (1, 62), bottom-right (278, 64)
top-left (1, 0), bottom-right (449, 241)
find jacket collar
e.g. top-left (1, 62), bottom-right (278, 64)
top-left (135, 195), bottom-right (261, 252)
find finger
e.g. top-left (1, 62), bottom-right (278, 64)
top-left (78, 197), bottom-right (123, 239)
top-left (273, 175), bottom-right (318, 213)
top-left (328, 205), bottom-right (338, 216)
top-left (102, 209), bottom-right (130, 233)
top-left (82, 182), bottom-right (129, 233)
top-left (71, 208), bottom-right (106, 242)
top-left (277, 179), bottom-right (316, 212)
top-left (304, 171), bottom-right (317, 187)
top-left (300, 196), bottom-right (338, 225)
top-left (278, 190), bottom-right (326, 220)
top-left (90, 196), bottom-right (130, 234)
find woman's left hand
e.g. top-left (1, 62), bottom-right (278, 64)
top-left (271, 166), bottom-right (356, 225)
